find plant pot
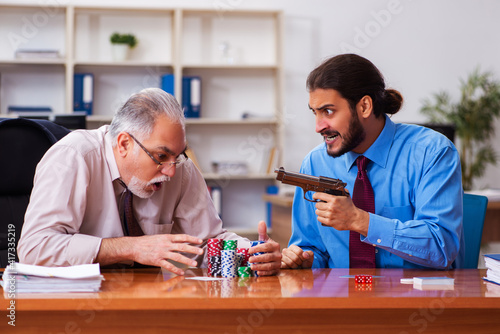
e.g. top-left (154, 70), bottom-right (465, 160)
top-left (111, 44), bottom-right (130, 62)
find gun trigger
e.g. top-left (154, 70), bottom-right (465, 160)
top-left (303, 194), bottom-right (321, 203)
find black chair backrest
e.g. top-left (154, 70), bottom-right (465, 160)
top-left (0, 118), bottom-right (70, 267)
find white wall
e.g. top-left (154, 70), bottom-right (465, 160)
top-left (4, 0), bottom-right (500, 189)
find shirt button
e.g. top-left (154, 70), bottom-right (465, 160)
top-left (377, 238), bottom-right (382, 244)
top-left (375, 249), bottom-right (379, 253)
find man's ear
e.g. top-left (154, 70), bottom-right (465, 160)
top-left (116, 132), bottom-right (132, 158)
top-left (356, 95), bottom-right (373, 119)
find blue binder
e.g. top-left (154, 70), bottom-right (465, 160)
top-left (74, 73), bottom-right (94, 115)
top-left (182, 76), bottom-right (201, 118)
top-left (161, 74), bottom-right (175, 96)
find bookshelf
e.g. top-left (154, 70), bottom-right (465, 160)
top-left (0, 3), bottom-right (284, 233)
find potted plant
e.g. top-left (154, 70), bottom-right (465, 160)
top-left (110, 32), bottom-right (137, 61)
top-left (421, 68), bottom-right (500, 190)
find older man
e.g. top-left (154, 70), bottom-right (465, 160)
top-left (18, 88), bottom-right (281, 276)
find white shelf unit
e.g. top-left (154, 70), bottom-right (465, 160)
top-left (0, 5), bottom-right (68, 114)
top-left (179, 9), bottom-right (284, 231)
top-left (71, 6), bottom-right (176, 118)
top-left (0, 4), bottom-right (284, 232)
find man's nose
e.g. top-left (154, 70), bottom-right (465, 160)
top-left (315, 114), bottom-right (327, 133)
top-left (159, 163), bottom-right (176, 178)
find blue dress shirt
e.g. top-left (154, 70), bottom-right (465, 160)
top-left (289, 115), bottom-right (464, 269)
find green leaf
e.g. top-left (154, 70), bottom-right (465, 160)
top-left (420, 67), bottom-right (500, 189)
top-left (110, 32), bottom-right (138, 48)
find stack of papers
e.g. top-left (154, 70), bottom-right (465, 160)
top-left (483, 254), bottom-right (500, 285)
top-left (1, 263), bottom-right (103, 295)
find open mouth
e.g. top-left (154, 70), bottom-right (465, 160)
top-left (323, 132), bottom-right (340, 143)
top-left (326, 134), bottom-right (338, 142)
top-left (152, 182), bottom-right (162, 191)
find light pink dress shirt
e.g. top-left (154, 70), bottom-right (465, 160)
top-left (18, 126), bottom-right (248, 267)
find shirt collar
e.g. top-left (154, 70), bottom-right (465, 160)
top-left (345, 114), bottom-right (395, 171)
top-left (103, 126), bottom-right (122, 183)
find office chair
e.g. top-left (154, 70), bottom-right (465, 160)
top-left (0, 118), bottom-right (70, 267)
top-left (460, 193), bottom-right (489, 269)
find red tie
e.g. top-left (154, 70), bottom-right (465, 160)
top-left (122, 187), bottom-right (144, 237)
top-left (349, 156), bottom-right (376, 268)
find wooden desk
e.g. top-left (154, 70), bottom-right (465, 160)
top-left (2, 268), bottom-right (499, 333)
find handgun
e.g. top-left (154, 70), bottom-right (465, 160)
top-left (274, 167), bottom-right (348, 202)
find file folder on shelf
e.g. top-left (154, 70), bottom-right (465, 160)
top-left (182, 76), bottom-right (201, 118)
top-left (161, 74), bottom-right (175, 96)
top-left (74, 73), bottom-right (94, 115)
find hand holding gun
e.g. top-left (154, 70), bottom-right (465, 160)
top-left (274, 167), bottom-right (349, 202)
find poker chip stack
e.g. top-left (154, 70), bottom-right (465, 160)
top-left (238, 266), bottom-right (252, 278)
top-left (221, 250), bottom-right (238, 278)
top-left (249, 240), bottom-right (266, 277)
top-left (221, 240), bottom-right (238, 278)
top-left (223, 240), bottom-right (237, 251)
top-left (207, 239), bottom-right (266, 278)
top-left (236, 248), bottom-right (249, 266)
top-left (209, 256), bottom-right (222, 277)
top-left (207, 238), bottom-right (223, 277)
top-left (250, 240), bottom-right (265, 255)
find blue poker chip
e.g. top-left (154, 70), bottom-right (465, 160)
top-left (221, 250), bottom-right (237, 278)
top-left (250, 240), bottom-right (266, 256)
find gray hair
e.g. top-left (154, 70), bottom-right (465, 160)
top-left (109, 88), bottom-right (185, 144)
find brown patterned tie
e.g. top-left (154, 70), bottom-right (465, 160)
top-left (120, 181), bottom-right (144, 236)
top-left (349, 156), bottom-right (376, 268)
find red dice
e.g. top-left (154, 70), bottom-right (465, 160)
top-left (355, 275), bottom-right (366, 284)
top-left (354, 275), bottom-right (373, 284)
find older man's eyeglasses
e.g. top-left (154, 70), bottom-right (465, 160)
top-left (127, 132), bottom-right (188, 170)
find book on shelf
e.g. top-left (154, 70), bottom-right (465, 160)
top-left (161, 73), bottom-right (175, 96)
top-left (182, 76), bottom-right (201, 118)
top-left (160, 74), bottom-right (201, 118)
top-left (1, 263), bottom-right (103, 295)
top-left (483, 254), bottom-right (500, 285)
top-left (14, 49), bottom-right (60, 59)
top-left (74, 73), bottom-right (94, 115)
top-left (265, 185), bottom-right (279, 228)
top-left (8, 106), bottom-right (53, 114)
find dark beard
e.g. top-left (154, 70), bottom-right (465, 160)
top-left (325, 112), bottom-right (366, 158)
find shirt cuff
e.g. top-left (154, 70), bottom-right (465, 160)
top-left (362, 213), bottom-right (395, 248)
top-left (67, 234), bottom-right (102, 265)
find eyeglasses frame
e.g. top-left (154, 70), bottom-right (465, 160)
top-left (126, 132), bottom-right (188, 171)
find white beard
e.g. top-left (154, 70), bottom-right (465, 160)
top-left (127, 175), bottom-right (170, 199)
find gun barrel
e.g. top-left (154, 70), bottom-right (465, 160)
top-left (274, 167), bottom-right (348, 198)
top-left (277, 169), bottom-right (320, 185)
